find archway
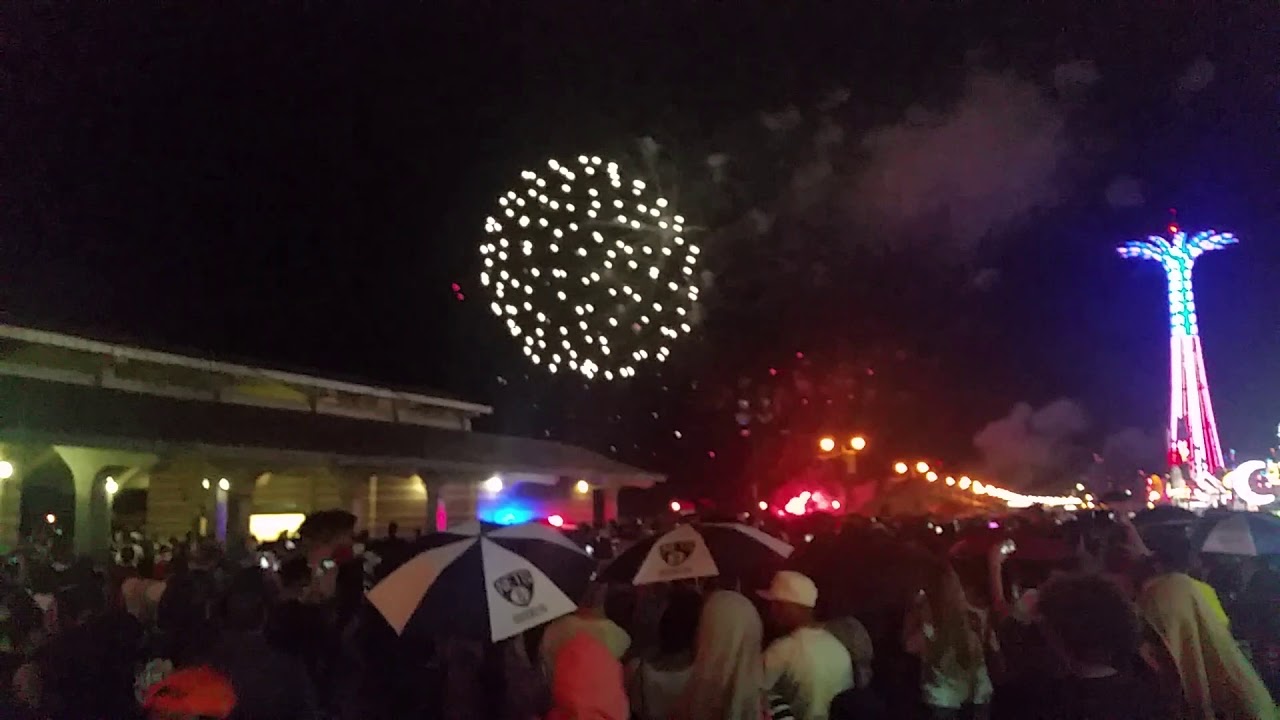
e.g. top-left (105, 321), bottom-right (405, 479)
top-left (18, 452), bottom-right (75, 546)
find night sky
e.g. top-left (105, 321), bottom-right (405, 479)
top-left (2, 3), bottom-right (1278, 500)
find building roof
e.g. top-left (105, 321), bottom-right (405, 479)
top-left (0, 375), bottom-right (663, 486)
top-left (0, 322), bottom-right (491, 416)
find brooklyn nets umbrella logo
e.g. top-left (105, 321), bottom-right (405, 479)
top-left (659, 541), bottom-right (696, 567)
top-left (494, 569), bottom-right (536, 607)
top-left (367, 520), bottom-right (593, 642)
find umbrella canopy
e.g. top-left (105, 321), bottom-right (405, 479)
top-left (1201, 513), bottom-right (1280, 557)
top-left (788, 526), bottom-right (934, 613)
top-left (1134, 505), bottom-right (1197, 527)
top-left (366, 521), bottom-right (593, 642)
top-left (599, 523), bottom-right (793, 585)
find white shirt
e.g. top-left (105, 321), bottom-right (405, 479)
top-left (764, 626), bottom-right (854, 720)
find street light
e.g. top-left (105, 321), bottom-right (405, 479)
top-left (104, 476), bottom-right (119, 495)
top-left (849, 436), bottom-right (867, 451)
top-left (575, 480), bottom-right (590, 494)
top-left (0, 461), bottom-right (14, 480)
top-left (925, 471), bottom-right (938, 482)
top-left (894, 462), bottom-right (909, 475)
top-left (915, 461), bottom-right (930, 474)
top-left (818, 436), bottom-right (837, 453)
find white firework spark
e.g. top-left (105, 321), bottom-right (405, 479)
top-left (480, 155), bottom-right (700, 380)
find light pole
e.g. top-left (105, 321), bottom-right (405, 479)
top-left (819, 435), bottom-right (868, 476)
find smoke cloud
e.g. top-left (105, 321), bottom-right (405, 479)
top-left (1100, 427), bottom-right (1164, 480)
top-left (973, 399), bottom-right (1089, 490)
top-left (852, 70), bottom-right (1071, 255)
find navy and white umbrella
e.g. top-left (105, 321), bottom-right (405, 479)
top-left (366, 521), bottom-right (594, 642)
top-left (1200, 513), bottom-right (1280, 556)
top-left (599, 523), bottom-right (794, 585)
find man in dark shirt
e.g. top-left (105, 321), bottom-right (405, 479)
top-left (201, 569), bottom-right (318, 720)
top-left (991, 573), bottom-right (1172, 720)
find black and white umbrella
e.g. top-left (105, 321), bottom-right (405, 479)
top-left (1200, 513), bottom-right (1280, 556)
top-left (599, 523), bottom-right (794, 585)
top-left (366, 521), bottom-right (594, 642)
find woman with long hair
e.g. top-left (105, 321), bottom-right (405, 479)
top-left (903, 560), bottom-right (995, 720)
top-left (674, 590), bottom-right (793, 720)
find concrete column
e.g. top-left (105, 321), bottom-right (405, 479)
top-left (422, 475), bottom-right (441, 533)
top-left (440, 479), bottom-right (479, 529)
top-left (333, 470), bottom-right (370, 529)
top-left (226, 477), bottom-right (256, 546)
top-left (594, 483), bottom-right (620, 525)
top-left (53, 446), bottom-right (157, 558)
top-left (0, 449), bottom-right (25, 550)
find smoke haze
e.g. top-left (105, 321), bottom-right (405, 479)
top-left (851, 70), bottom-right (1073, 255)
top-left (973, 398), bottom-right (1089, 490)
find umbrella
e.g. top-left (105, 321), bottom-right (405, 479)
top-left (598, 523), bottom-right (793, 585)
top-left (1133, 505), bottom-right (1197, 527)
top-left (366, 521), bottom-right (594, 642)
top-left (1200, 513), bottom-right (1280, 557)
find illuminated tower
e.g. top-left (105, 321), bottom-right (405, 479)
top-left (1117, 221), bottom-right (1236, 480)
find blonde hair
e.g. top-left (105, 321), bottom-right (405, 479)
top-left (674, 591), bottom-right (764, 720)
top-left (924, 562), bottom-right (980, 672)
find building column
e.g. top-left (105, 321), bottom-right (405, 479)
top-left (431, 476), bottom-right (479, 531)
top-left (594, 483), bottom-right (620, 525)
top-left (333, 470), bottom-right (371, 532)
top-left (422, 475), bottom-right (441, 533)
top-left (53, 446), bottom-right (157, 558)
top-left (0, 446), bottom-right (27, 550)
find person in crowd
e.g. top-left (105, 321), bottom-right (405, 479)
top-left (824, 616), bottom-right (887, 720)
top-left (761, 571), bottom-right (853, 720)
top-left (540, 582), bottom-right (631, 681)
top-left (1233, 559), bottom-right (1280, 700)
top-left (1137, 536), bottom-right (1276, 720)
top-left (297, 509), bottom-right (358, 570)
top-left (904, 559), bottom-right (996, 720)
top-left (32, 578), bottom-right (146, 719)
top-left (545, 633), bottom-right (629, 720)
top-left (198, 569), bottom-right (318, 720)
top-left (156, 538), bottom-right (225, 664)
top-left (265, 555), bottom-right (330, 689)
top-left (991, 572), bottom-right (1171, 719)
top-left (676, 590), bottom-right (795, 720)
top-left (824, 615), bottom-right (874, 689)
top-left (626, 587), bottom-right (700, 720)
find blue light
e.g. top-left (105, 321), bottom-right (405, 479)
top-left (1117, 229), bottom-right (1236, 337)
top-left (479, 504), bottom-right (535, 525)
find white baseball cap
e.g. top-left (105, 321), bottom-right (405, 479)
top-left (757, 570), bottom-right (818, 608)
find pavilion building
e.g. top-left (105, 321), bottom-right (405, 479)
top-left (0, 323), bottom-right (662, 555)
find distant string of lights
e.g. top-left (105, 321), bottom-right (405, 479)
top-left (480, 155), bottom-right (701, 380)
top-left (893, 460), bottom-right (1085, 509)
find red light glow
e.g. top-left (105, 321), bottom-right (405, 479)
top-left (670, 501), bottom-right (682, 512)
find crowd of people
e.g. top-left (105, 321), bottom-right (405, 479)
top-left (0, 506), bottom-right (1276, 719)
